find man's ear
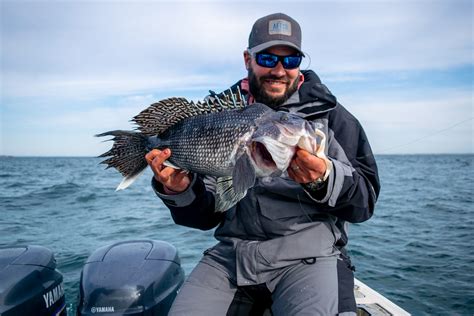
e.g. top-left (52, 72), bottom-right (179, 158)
top-left (243, 50), bottom-right (251, 70)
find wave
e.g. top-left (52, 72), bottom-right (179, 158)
top-left (23, 182), bottom-right (83, 200)
top-left (75, 193), bottom-right (97, 203)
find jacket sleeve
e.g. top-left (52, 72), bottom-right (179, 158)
top-left (304, 104), bottom-right (380, 223)
top-left (151, 174), bottom-right (223, 230)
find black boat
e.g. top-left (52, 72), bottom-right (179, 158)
top-left (0, 240), bottom-right (409, 315)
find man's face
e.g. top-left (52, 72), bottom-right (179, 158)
top-left (245, 46), bottom-right (301, 109)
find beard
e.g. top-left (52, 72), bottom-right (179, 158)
top-left (248, 67), bottom-right (299, 109)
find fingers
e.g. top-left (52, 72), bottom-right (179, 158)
top-left (295, 148), bottom-right (314, 164)
top-left (159, 164), bottom-right (177, 182)
top-left (287, 166), bottom-right (298, 182)
top-left (145, 148), bottom-right (173, 181)
top-left (145, 149), bottom-right (191, 192)
top-left (288, 161), bottom-right (311, 183)
top-left (145, 148), bottom-right (171, 169)
top-left (288, 148), bottom-right (326, 183)
top-left (289, 160), bottom-right (303, 174)
top-left (296, 149), bottom-right (326, 172)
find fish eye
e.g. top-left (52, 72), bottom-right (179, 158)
top-left (280, 113), bottom-right (289, 122)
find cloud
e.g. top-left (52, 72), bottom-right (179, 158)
top-left (2, 72), bottom-right (228, 100)
top-left (341, 90), bottom-right (473, 154)
top-left (2, 1), bottom-right (472, 99)
top-left (1, 0), bottom-right (472, 155)
top-left (298, 1), bottom-right (472, 73)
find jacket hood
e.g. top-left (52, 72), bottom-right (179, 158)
top-left (281, 70), bottom-right (337, 118)
top-left (225, 69), bottom-right (338, 118)
top-left (299, 70), bottom-right (337, 106)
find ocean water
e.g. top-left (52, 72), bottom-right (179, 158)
top-left (0, 155), bottom-right (473, 315)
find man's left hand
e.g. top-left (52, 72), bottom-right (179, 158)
top-left (287, 148), bottom-right (327, 184)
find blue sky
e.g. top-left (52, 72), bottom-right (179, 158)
top-left (1, 0), bottom-right (472, 156)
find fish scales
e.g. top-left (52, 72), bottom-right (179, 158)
top-left (97, 90), bottom-right (331, 211)
top-left (159, 104), bottom-right (268, 176)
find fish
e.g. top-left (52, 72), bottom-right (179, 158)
top-left (97, 89), bottom-right (331, 212)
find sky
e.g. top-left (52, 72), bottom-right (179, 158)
top-left (1, 0), bottom-right (473, 156)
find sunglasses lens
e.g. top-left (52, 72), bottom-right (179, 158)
top-left (283, 56), bottom-right (302, 69)
top-left (256, 54), bottom-right (278, 68)
top-left (256, 53), bottom-right (302, 69)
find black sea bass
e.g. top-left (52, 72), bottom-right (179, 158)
top-left (97, 90), bottom-right (330, 211)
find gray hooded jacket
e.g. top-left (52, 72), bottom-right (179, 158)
top-left (153, 70), bottom-right (380, 287)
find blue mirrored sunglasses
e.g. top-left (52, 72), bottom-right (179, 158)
top-left (255, 52), bottom-right (303, 69)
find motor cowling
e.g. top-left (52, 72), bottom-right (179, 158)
top-left (0, 245), bottom-right (66, 316)
top-left (77, 240), bottom-right (185, 315)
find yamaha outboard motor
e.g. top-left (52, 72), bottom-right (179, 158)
top-left (77, 240), bottom-right (185, 315)
top-left (0, 245), bottom-right (66, 316)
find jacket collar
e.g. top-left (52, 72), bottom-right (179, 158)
top-left (230, 69), bottom-right (338, 118)
top-left (279, 70), bottom-right (338, 119)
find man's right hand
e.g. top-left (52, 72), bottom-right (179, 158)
top-left (145, 149), bottom-right (191, 194)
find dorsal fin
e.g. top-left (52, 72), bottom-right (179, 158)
top-left (132, 88), bottom-right (247, 135)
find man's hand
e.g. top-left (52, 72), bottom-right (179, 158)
top-left (287, 148), bottom-right (327, 184)
top-left (145, 149), bottom-right (191, 193)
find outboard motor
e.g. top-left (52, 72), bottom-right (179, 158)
top-left (77, 240), bottom-right (185, 315)
top-left (0, 245), bottom-right (66, 316)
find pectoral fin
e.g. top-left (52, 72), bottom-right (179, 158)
top-left (214, 153), bottom-right (256, 213)
top-left (215, 176), bottom-right (247, 213)
top-left (232, 153), bottom-right (256, 195)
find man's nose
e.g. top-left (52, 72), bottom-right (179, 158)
top-left (269, 61), bottom-right (286, 77)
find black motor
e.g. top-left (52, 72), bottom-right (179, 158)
top-left (0, 245), bottom-right (66, 316)
top-left (77, 240), bottom-right (185, 315)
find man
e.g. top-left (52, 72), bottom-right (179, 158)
top-left (146, 13), bottom-right (380, 315)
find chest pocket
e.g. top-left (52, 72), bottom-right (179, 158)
top-left (255, 177), bottom-right (326, 220)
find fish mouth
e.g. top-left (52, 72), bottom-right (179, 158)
top-left (251, 141), bottom-right (277, 172)
top-left (250, 135), bottom-right (296, 177)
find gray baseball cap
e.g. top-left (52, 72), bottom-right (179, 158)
top-left (248, 13), bottom-right (304, 56)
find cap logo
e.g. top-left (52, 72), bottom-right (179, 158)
top-left (268, 19), bottom-right (291, 36)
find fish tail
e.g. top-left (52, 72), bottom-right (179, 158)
top-left (96, 130), bottom-right (151, 190)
